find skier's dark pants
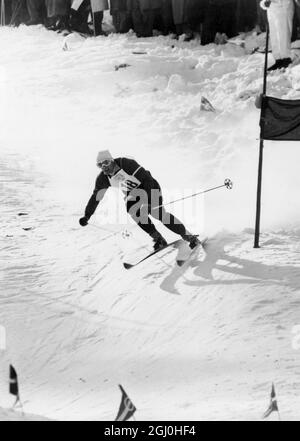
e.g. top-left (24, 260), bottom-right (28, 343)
top-left (126, 188), bottom-right (186, 238)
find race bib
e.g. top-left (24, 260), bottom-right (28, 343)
top-left (109, 169), bottom-right (141, 195)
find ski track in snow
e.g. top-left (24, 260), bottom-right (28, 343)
top-left (0, 26), bottom-right (300, 420)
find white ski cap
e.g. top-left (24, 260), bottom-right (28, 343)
top-left (96, 150), bottom-right (113, 165)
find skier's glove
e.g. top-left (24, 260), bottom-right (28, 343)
top-left (79, 217), bottom-right (89, 227)
top-left (260, 0), bottom-right (271, 10)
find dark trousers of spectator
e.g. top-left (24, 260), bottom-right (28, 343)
top-left (236, 0), bottom-right (256, 32)
top-left (71, 0), bottom-right (90, 33)
top-left (9, 0), bottom-right (29, 26)
top-left (132, 7), bottom-right (156, 37)
top-left (160, 0), bottom-right (175, 35)
top-left (201, 1), bottom-right (237, 45)
top-left (27, 0), bottom-right (46, 25)
top-left (111, 0), bottom-right (132, 33)
top-left (45, 0), bottom-right (71, 30)
top-left (112, 11), bottom-right (132, 32)
top-left (94, 10), bottom-right (104, 35)
top-left (71, 0), bottom-right (104, 35)
top-left (186, 0), bottom-right (207, 32)
top-left (292, 3), bottom-right (300, 41)
top-left (127, 0), bottom-right (159, 37)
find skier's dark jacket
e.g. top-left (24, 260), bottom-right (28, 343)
top-left (84, 157), bottom-right (160, 220)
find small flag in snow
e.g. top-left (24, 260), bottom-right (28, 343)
top-left (9, 365), bottom-right (20, 405)
top-left (62, 41), bottom-right (69, 51)
top-left (200, 96), bottom-right (215, 112)
top-left (115, 385), bottom-right (137, 421)
top-left (262, 383), bottom-right (279, 419)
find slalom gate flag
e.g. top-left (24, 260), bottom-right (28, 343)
top-left (262, 383), bottom-right (279, 419)
top-left (260, 95), bottom-right (300, 141)
top-left (200, 96), bottom-right (215, 112)
top-left (115, 385), bottom-right (137, 421)
top-left (9, 365), bottom-right (20, 402)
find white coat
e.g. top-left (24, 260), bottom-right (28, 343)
top-left (263, 0), bottom-right (294, 60)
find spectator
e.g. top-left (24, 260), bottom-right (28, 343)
top-left (236, 0), bottom-right (257, 32)
top-left (127, 0), bottom-right (162, 37)
top-left (160, 0), bottom-right (174, 35)
top-left (71, 0), bottom-right (108, 35)
top-left (171, 0), bottom-right (189, 37)
top-left (293, 0), bottom-right (300, 40)
top-left (92, 0), bottom-right (109, 35)
top-left (45, 0), bottom-right (71, 31)
top-left (110, 0), bottom-right (132, 33)
top-left (26, 0), bottom-right (46, 25)
top-left (260, 0), bottom-right (294, 70)
top-left (201, 0), bottom-right (238, 45)
top-left (186, 0), bottom-right (208, 35)
top-left (9, 0), bottom-right (29, 26)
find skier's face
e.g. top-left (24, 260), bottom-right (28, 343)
top-left (98, 159), bottom-right (115, 175)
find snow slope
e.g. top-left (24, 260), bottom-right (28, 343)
top-left (0, 25), bottom-right (300, 421)
top-left (0, 407), bottom-right (50, 421)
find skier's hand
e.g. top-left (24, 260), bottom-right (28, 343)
top-left (79, 217), bottom-right (89, 227)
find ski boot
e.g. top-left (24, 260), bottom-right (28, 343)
top-left (182, 234), bottom-right (201, 250)
top-left (151, 232), bottom-right (168, 251)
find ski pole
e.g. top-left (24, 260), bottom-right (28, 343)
top-left (88, 223), bottom-right (133, 241)
top-left (152, 179), bottom-right (233, 210)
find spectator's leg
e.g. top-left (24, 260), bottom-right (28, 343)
top-left (220, 1), bottom-right (237, 39)
top-left (131, 1), bottom-right (144, 37)
top-left (71, 0), bottom-right (91, 34)
top-left (26, 0), bottom-right (44, 25)
top-left (161, 0), bottom-right (174, 35)
top-left (93, 10), bottom-right (103, 35)
top-left (201, 3), bottom-right (217, 45)
top-left (119, 11), bottom-right (132, 33)
top-left (140, 9), bottom-right (155, 37)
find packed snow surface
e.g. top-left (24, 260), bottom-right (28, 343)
top-left (0, 25), bottom-right (300, 421)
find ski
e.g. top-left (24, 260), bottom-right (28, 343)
top-left (176, 237), bottom-right (208, 267)
top-left (123, 239), bottom-right (182, 270)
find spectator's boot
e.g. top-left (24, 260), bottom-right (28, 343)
top-left (280, 58), bottom-right (292, 69)
top-left (267, 59), bottom-right (283, 71)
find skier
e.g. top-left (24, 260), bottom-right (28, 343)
top-left (260, 0), bottom-right (294, 70)
top-left (79, 150), bottom-right (200, 251)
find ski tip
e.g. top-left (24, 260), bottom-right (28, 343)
top-left (123, 262), bottom-right (134, 270)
